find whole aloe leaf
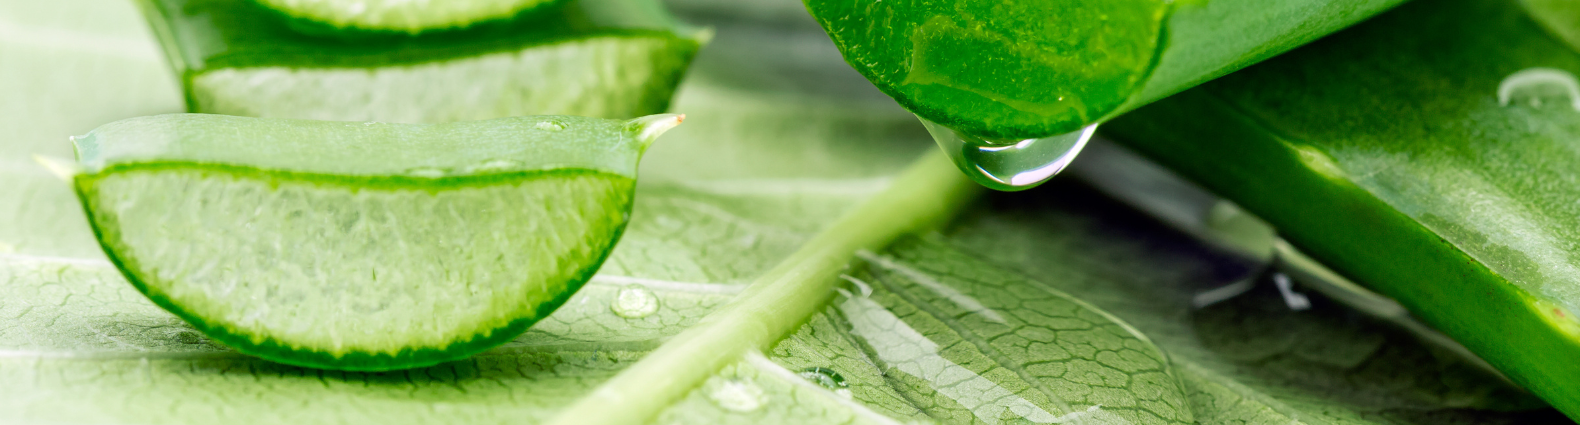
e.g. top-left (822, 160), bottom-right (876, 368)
top-left (0, 0), bottom-right (1567, 423)
top-left (801, 0), bottom-right (1408, 139)
top-left (1103, 0), bottom-right (1580, 417)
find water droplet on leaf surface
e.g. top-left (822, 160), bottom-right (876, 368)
top-left (1497, 67), bottom-right (1580, 111)
top-left (611, 285), bottom-right (659, 319)
top-left (706, 378), bottom-right (766, 412)
top-left (919, 116), bottom-right (1097, 191)
top-left (798, 367), bottom-right (852, 397)
top-left (536, 120), bottom-right (567, 131)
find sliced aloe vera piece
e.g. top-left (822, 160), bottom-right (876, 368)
top-left (137, 0), bottom-right (702, 122)
top-left (802, 0), bottom-right (1406, 140)
top-left (1104, 0), bottom-right (1580, 416)
top-left (67, 113), bottom-right (681, 371)
top-left (256, 0), bottom-right (562, 34)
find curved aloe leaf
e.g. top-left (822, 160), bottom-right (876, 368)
top-left (1104, 0), bottom-right (1580, 417)
top-left (136, 0), bottom-right (703, 122)
top-left (802, 0), bottom-right (1408, 139)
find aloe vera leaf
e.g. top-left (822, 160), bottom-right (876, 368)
top-left (136, 0), bottom-right (702, 122)
top-left (1102, 0), bottom-right (1580, 417)
top-left (802, 0), bottom-right (1407, 139)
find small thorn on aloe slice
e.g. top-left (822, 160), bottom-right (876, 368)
top-left (32, 154), bottom-right (81, 181)
top-left (629, 113), bottom-right (685, 150)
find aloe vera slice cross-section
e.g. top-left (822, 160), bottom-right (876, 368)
top-left (803, 0), bottom-right (1407, 139)
top-left (69, 113), bottom-right (681, 371)
top-left (1104, 0), bottom-right (1580, 416)
top-left (257, 0), bottom-right (562, 34)
top-left (138, 0), bottom-right (702, 122)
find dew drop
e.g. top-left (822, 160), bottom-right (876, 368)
top-left (706, 378), bottom-right (766, 412)
top-left (404, 167), bottom-right (448, 178)
top-left (536, 120), bottom-right (567, 131)
top-left (611, 285), bottom-right (659, 319)
top-left (1497, 67), bottom-right (1580, 111)
top-left (798, 367), bottom-right (852, 397)
top-left (919, 116), bottom-right (1097, 192)
top-left (471, 159), bottom-right (521, 173)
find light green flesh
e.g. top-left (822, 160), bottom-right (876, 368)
top-left (257, 0), bottom-right (555, 33)
top-left (191, 36), bottom-right (686, 122)
top-left (81, 167), bottom-right (632, 358)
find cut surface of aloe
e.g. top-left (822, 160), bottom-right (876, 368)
top-left (69, 113), bottom-right (680, 370)
top-left (138, 0), bottom-right (702, 122)
top-left (1105, 0), bottom-right (1580, 416)
top-left (803, 0), bottom-right (1406, 139)
top-left (256, 0), bottom-right (562, 34)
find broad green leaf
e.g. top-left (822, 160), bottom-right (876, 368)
top-left (0, 0), bottom-right (1566, 423)
top-left (949, 185), bottom-right (1559, 424)
top-left (1103, 0), bottom-right (1580, 417)
top-left (801, 0), bottom-right (1408, 139)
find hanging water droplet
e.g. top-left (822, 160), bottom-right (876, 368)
top-left (706, 378), bottom-right (766, 412)
top-left (1497, 67), bottom-right (1580, 111)
top-left (471, 159), bottom-right (522, 173)
top-left (798, 367), bottom-right (851, 397)
top-left (536, 120), bottom-right (567, 131)
top-left (919, 116), bottom-right (1097, 192)
top-left (404, 167), bottom-right (449, 178)
top-left (611, 285), bottom-right (659, 319)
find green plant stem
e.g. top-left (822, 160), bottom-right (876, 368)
top-left (545, 149), bottom-right (980, 425)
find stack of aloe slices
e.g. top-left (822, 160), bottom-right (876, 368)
top-left (1099, 0), bottom-right (1580, 417)
top-left (137, 0), bottom-right (704, 121)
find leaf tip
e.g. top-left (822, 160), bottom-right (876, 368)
top-left (629, 113), bottom-right (685, 150)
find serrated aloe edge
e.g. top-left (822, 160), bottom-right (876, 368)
top-left (802, 0), bottom-right (1409, 140)
top-left (547, 150), bottom-right (979, 425)
top-left (1104, 0), bottom-right (1580, 417)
